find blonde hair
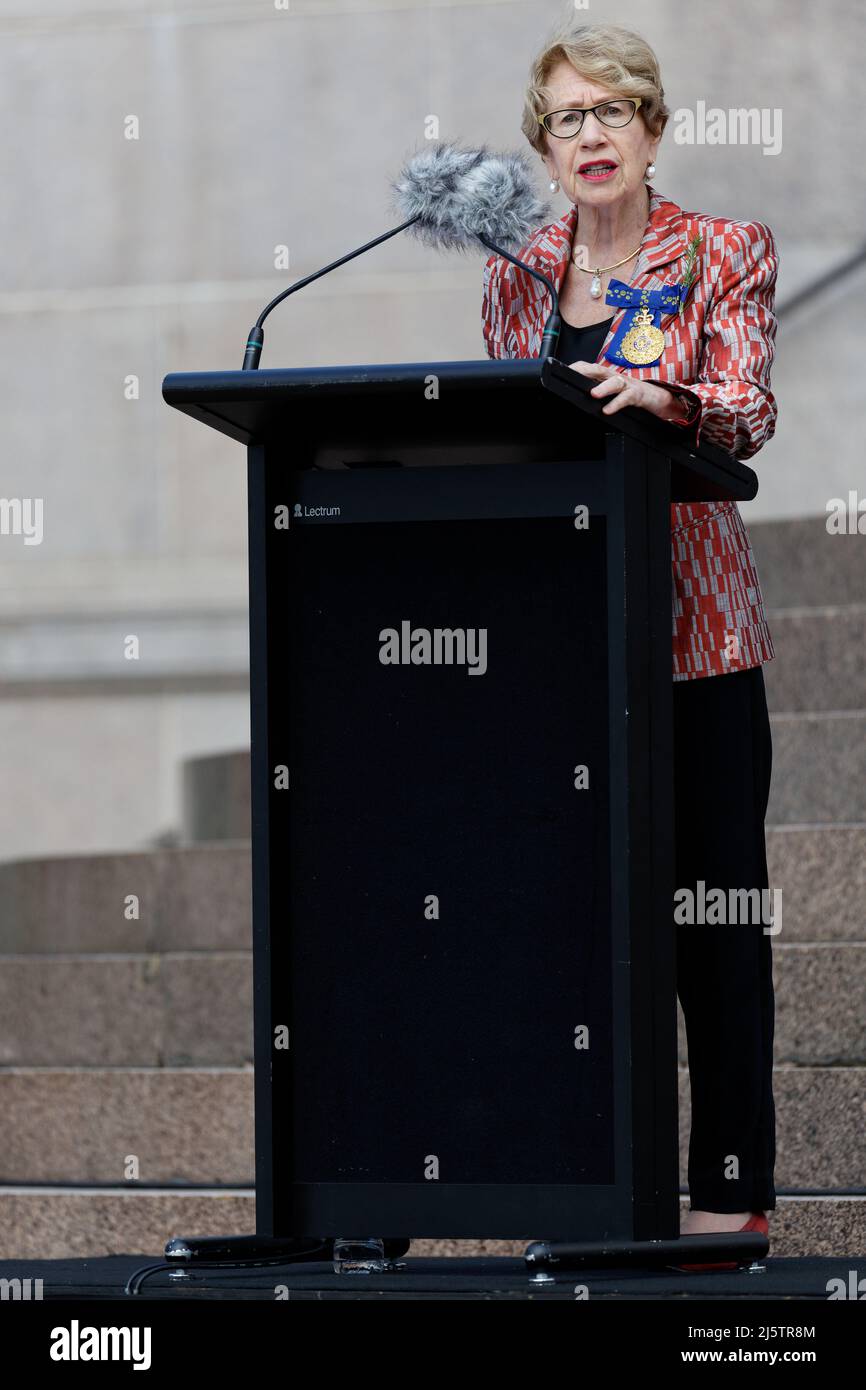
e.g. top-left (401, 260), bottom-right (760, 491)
top-left (521, 20), bottom-right (669, 157)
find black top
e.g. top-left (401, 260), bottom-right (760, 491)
top-left (555, 313), bottom-right (614, 367)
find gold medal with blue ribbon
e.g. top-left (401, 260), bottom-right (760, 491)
top-left (603, 279), bottom-right (684, 367)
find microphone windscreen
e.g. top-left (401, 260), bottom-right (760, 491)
top-left (452, 150), bottom-right (552, 251)
top-left (391, 141), bottom-right (550, 253)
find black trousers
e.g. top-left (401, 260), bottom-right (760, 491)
top-left (673, 664), bottom-right (777, 1212)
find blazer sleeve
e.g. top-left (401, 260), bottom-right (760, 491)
top-left (659, 220), bottom-right (780, 460)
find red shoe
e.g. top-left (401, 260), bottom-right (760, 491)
top-left (675, 1211), bottom-right (768, 1272)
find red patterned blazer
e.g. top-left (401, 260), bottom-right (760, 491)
top-left (481, 184), bottom-right (779, 682)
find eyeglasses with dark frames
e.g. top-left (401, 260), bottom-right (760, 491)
top-left (538, 97), bottom-right (642, 139)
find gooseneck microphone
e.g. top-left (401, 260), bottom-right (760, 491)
top-left (391, 142), bottom-right (561, 359)
top-left (241, 216), bottom-right (418, 370)
top-left (241, 142), bottom-right (561, 369)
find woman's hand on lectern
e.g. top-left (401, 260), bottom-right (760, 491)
top-left (569, 361), bottom-right (692, 424)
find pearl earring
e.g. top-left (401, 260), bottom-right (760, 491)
top-left (549, 176), bottom-right (560, 193)
top-left (645, 162), bottom-right (656, 181)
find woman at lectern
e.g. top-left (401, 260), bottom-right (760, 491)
top-left (482, 20), bottom-right (779, 1270)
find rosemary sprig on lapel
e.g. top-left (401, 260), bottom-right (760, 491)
top-left (679, 232), bottom-right (703, 313)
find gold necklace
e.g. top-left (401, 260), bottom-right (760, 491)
top-left (572, 244), bottom-right (642, 299)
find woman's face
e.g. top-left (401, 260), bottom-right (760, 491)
top-left (540, 58), bottom-right (660, 209)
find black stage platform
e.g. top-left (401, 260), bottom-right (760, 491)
top-left (3, 1253), bottom-right (862, 1300)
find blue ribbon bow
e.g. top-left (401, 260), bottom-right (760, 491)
top-left (602, 277), bottom-right (685, 366)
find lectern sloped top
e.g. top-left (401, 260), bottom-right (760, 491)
top-left (161, 357), bottom-right (758, 505)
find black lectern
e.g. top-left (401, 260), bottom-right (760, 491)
top-left (161, 357), bottom-right (763, 1273)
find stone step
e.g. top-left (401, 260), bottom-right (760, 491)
top-left (676, 1066), bottom-right (864, 1192)
top-left (0, 828), bottom-right (860, 965)
top-left (0, 1188), bottom-right (860, 1260)
top-left (763, 605), bottom-right (866, 712)
top-left (771, 945), bottom-right (866, 1064)
top-left (182, 751), bottom-right (250, 844)
top-left (0, 1068), bottom-right (254, 1185)
top-left (749, 518), bottom-right (866, 610)
top-left (0, 844), bottom-right (252, 954)
top-left (675, 943), bottom-right (866, 1066)
top-left (768, 712), bottom-right (866, 824)
top-left (0, 954), bottom-right (253, 1066)
top-left (766, 825), bottom-right (866, 942)
top-left (180, 706), bottom-right (866, 840)
top-left (0, 1188), bottom-right (254, 1262)
top-left (0, 944), bottom-right (861, 1066)
top-left (0, 1065), bottom-right (860, 1192)
top-left (0, 826), bottom-right (859, 956)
